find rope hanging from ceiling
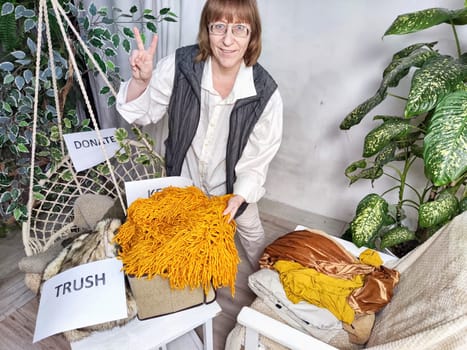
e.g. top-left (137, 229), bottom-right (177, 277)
top-left (23, 0), bottom-right (164, 256)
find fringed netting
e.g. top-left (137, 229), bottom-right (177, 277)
top-left (23, 145), bottom-right (164, 256)
top-left (23, 0), bottom-right (165, 256)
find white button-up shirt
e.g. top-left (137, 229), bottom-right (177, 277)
top-left (116, 53), bottom-right (282, 203)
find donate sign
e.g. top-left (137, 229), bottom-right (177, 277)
top-left (33, 258), bottom-right (128, 342)
top-left (63, 128), bottom-right (119, 172)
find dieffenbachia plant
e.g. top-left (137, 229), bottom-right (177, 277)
top-left (341, 6), bottom-right (467, 255)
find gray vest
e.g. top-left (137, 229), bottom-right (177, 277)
top-left (165, 45), bottom-right (277, 215)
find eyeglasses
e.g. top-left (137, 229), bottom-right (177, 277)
top-left (208, 22), bottom-right (250, 38)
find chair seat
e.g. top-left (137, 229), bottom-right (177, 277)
top-left (71, 301), bottom-right (221, 350)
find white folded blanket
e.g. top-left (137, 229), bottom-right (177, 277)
top-left (248, 268), bottom-right (343, 343)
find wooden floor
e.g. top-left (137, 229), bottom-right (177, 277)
top-left (0, 199), bottom-right (347, 350)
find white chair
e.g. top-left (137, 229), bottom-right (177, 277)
top-left (238, 306), bottom-right (337, 350)
top-left (71, 301), bottom-right (221, 350)
top-left (231, 213), bottom-right (467, 350)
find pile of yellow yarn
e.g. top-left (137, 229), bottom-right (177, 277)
top-left (114, 186), bottom-right (239, 296)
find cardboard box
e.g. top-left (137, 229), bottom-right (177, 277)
top-left (127, 275), bottom-right (216, 320)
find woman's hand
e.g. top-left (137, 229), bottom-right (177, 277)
top-left (129, 27), bottom-right (158, 85)
top-left (223, 195), bottom-right (246, 223)
top-left (126, 27), bottom-right (158, 102)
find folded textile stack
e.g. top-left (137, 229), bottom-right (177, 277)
top-left (257, 229), bottom-right (400, 345)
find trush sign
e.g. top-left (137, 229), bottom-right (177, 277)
top-left (33, 258), bottom-right (127, 342)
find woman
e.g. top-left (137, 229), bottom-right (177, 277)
top-left (116, 0), bottom-right (283, 269)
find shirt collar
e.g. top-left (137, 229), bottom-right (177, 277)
top-left (201, 57), bottom-right (257, 102)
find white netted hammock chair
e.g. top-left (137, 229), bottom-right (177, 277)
top-left (23, 0), bottom-right (164, 257)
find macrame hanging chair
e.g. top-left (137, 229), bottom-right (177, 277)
top-left (23, 0), bottom-right (164, 256)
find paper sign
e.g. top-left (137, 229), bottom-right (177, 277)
top-left (124, 176), bottom-right (193, 208)
top-left (33, 258), bottom-right (128, 342)
top-left (63, 128), bottom-right (119, 172)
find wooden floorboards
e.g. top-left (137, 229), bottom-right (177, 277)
top-left (0, 227), bottom-right (36, 322)
top-left (0, 201), bottom-right (346, 350)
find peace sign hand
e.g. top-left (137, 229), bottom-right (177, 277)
top-left (129, 27), bottom-right (158, 85)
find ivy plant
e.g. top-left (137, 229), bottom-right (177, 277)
top-left (0, 1), bottom-right (176, 229)
top-left (341, 6), bottom-right (467, 256)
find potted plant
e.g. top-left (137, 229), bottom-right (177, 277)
top-left (341, 5), bottom-right (467, 256)
top-left (0, 1), bottom-right (175, 232)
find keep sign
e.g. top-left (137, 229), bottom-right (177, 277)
top-left (63, 128), bottom-right (119, 172)
top-left (124, 176), bottom-right (193, 208)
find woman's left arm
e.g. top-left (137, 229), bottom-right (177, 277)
top-left (233, 89), bottom-right (283, 204)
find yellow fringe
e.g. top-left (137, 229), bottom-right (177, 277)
top-left (114, 186), bottom-right (239, 296)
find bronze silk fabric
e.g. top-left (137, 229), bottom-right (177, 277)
top-left (259, 230), bottom-right (400, 315)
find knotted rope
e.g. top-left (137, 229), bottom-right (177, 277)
top-left (26, 0), bottom-right (127, 253)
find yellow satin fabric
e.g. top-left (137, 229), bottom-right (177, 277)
top-left (260, 230), bottom-right (400, 316)
top-left (359, 248), bottom-right (383, 268)
top-left (274, 260), bottom-right (364, 324)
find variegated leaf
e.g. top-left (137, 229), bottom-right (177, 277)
top-left (380, 226), bottom-right (417, 249)
top-left (383, 43), bottom-right (438, 86)
top-left (384, 8), bottom-right (453, 36)
top-left (375, 143), bottom-right (397, 167)
top-left (345, 160), bottom-right (384, 184)
top-left (405, 56), bottom-right (466, 117)
top-left (340, 89), bottom-right (385, 130)
top-left (351, 194), bottom-right (388, 247)
top-left (363, 120), bottom-right (412, 157)
top-left (424, 90), bottom-right (467, 185)
top-left (450, 7), bottom-right (467, 25)
top-left (348, 167), bottom-right (384, 185)
top-left (341, 49), bottom-right (438, 130)
top-left (419, 192), bottom-right (459, 228)
top-left (373, 115), bottom-right (405, 122)
top-left (345, 159), bottom-right (367, 179)
top-left (382, 48), bottom-right (438, 91)
top-left (390, 42), bottom-right (438, 61)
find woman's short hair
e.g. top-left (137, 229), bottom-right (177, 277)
top-left (196, 0), bottom-right (262, 66)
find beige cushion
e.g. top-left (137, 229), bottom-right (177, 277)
top-left (73, 194), bottom-right (125, 230)
top-left (366, 212), bottom-right (467, 349)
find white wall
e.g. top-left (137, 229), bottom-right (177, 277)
top-left (94, 0), bottom-right (465, 223)
top-left (254, 0), bottom-right (466, 222)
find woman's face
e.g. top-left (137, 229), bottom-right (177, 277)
top-left (208, 20), bottom-right (251, 73)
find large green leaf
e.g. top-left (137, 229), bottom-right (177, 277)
top-left (380, 226), bottom-right (417, 249)
top-left (405, 56), bottom-right (466, 117)
top-left (363, 120), bottom-right (412, 157)
top-left (390, 42), bottom-right (438, 61)
top-left (375, 143), bottom-right (397, 167)
top-left (344, 159), bottom-right (384, 184)
top-left (351, 194), bottom-right (388, 247)
top-left (384, 7), bottom-right (466, 36)
top-left (383, 42), bottom-right (437, 87)
top-left (419, 191), bottom-right (459, 228)
top-left (340, 89), bottom-right (386, 130)
top-left (340, 48), bottom-right (438, 130)
top-left (348, 167), bottom-right (384, 185)
top-left (423, 90), bottom-right (467, 186)
top-left (345, 159), bottom-right (367, 178)
top-left (450, 7), bottom-right (467, 25)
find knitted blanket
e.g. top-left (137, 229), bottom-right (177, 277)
top-left (366, 211), bottom-right (467, 349)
